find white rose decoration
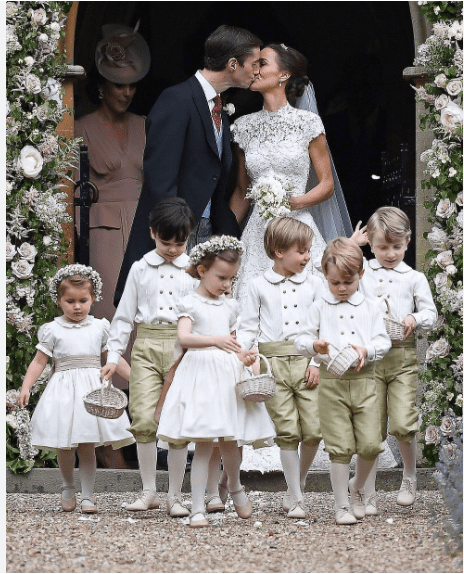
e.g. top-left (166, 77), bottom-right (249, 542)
top-left (434, 272), bottom-right (451, 291)
top-left (6, 2), bottom-right (18, 17)
top-left (42, 78), bottom-right (62, 105)
top-left (446, 79), bottom-right (463, 96)
top-left (6, 242), bottom-right (16, 261)
top-left (18, 243), bottom-right (38, 262)
top-left (24, 56), bottom-right (35, 67)
top-left (427, 226), bottom-right (450, 250)
top-left (456, 191), bottom-right (463, 207)
top-left (25, 74), bottom-right (42, 94)
top-left (436, 198), bottom-right (457, 219)
top-left (6, 414), bottom-right (17, 429)
top-left (426, 337), bottom-right (451, 362)
top-left (434, 73), bottom-right (448, 88)
top-left (446, 265), bottom-right (458, 276)
top-left (440, 416), bottom-right (456, 437)
top-left (435, 94), bottom-right (450, 110)
top-left (19, 145), bottom-right (43, 179)
top-left (39, 33), bottom-right (49, 42)
top-left (457, 210), bottom-right (463, 228)
top-left (436, 250), bottom-right (454, 269)
top-left (31, 8), bottom-right (47, 25)
top-left (11, 259), bottom-right (34, 280)
top-left (43, 236), bottom-right (53, 246)
top-left (440, 101), bottom-right (463, 134)
top-left (424, 425), bottom-right (441, 445)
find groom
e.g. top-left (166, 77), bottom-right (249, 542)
top-left (115, 25), bottom-right (262, 304)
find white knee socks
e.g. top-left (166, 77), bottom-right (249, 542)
top-left (330, 462), bottom-right (350, 508)
top-left (167, 446), bottom-right (188, 499)
top-left (299, 444), bottom-right (318, 491)
top-left (280, 449), bottom-right (303, 501)
top-left (190, 442), bottom-right (214, 514)
top-left (136, 441), bottom-right (158, 493)
top-left (77, 444), bottom-right (96, 500)
top-left (398, 437), bottom-right (417, 480)
top-left (57, 448), bottom-right (76, 499)
top-left (352, 457), bottom-right (376, 491)
top-left (218, 441), bottom-right (247, 506)
top-left (206, 446), bottom-right (222, 498)
top-left (363, 456), bottom-right (378, 498)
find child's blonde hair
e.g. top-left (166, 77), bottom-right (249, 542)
top-left (366, 207), bottom-right (411, 243)
top-left (264, 217), bottom-right (314, 259)
top-left (322, 237), bottom-right (363, 278)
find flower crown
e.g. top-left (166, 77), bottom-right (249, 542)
top-left (189, 236), bottom-right (244, 266)
top-left (49, 264), bottom-right (103, 303)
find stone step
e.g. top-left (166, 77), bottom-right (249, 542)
top-left (7, 467), bottom-right (437, 494)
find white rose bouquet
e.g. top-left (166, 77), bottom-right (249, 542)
top-left (245, 175), bottom-right (292, 221)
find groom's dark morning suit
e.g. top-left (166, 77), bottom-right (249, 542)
top-left (114, 75), bottom-right (240, 305)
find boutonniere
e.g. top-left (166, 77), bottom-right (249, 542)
top-left (223, 103), bottom-right (235, 116)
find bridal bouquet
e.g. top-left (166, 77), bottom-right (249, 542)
top-left (245, 175), bottom-right (291, 221)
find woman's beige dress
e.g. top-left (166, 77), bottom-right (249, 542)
top-left (75, 111), bottom-right (146, 388)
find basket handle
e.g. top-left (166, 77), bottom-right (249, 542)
top-left (380, 296), bottom-right (392, 317)
top-left (258, 353), bottom-right (273, 376)
top-left (327, 344), bottom-right (339, 359)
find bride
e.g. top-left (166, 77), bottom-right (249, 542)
top-left (230, 43), bottom-right (352, 309)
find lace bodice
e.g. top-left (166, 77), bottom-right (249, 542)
top-left (232, 103), bottom-right (324, 193)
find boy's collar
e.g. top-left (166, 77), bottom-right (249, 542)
top-left (143, 250), bottom-right (189, 268)
top-left (369, 259), bottom-right (412, 273)
top-left (322, 290), bottom-right (365, 306)
top-left (264, 267), bottom-right (307, 284)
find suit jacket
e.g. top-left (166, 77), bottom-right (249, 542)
top-left (114, 75), bottom-right (240, 305)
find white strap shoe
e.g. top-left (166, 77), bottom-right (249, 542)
top-left (335, 505), bottom-right (357, 525)
top-left (124, 490), bottom-right (160, 511)
top-left (397, 478), bottom-right (416, 506)
top-left (348, 478), bottom-right (366, 519)
top-left (167, 495), bottom-right (190, 517)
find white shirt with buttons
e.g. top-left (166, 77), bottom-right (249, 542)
top-left (106, 250), bottom-right (198, 365)
top-left (237, 268), bottom-right (324, 350)
top-left (359, 259), bottom-right (437, 330)
top-left (294, 290), bottom-right (391, 364)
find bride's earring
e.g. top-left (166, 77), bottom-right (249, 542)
top-left (98, 88), bottom-right (103, 100)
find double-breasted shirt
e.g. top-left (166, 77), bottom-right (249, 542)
top-left (237, 268), bottom-right (324, 349)
top-left (107, 251), bottom-right (197, 365)
top-left (294, 291), bottom-right (391, 364)
top-left (359, 259), bottom-right (437, 330)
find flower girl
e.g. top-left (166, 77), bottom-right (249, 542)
top-left (157, 236), bottom-right (275, 527)
top-left (18, 265), bottom-right (134, 513)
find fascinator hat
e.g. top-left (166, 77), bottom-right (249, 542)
top-left (95, 21), bottom-right (150, 84)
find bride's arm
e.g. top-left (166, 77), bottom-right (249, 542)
top-left (229, 146), bottom-right (251, 224)
top-left (288, 134), bottom-right (334, 211)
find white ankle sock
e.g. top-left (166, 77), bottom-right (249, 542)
top-left (57, 448), bottom-right (76, 499)
top-left (330, 462), bottom-right (350, 508)
top-left (167, 446), bottom-right (188, 499)
top-left (206, 446), bottom-right (222, 498)
top-left (136, 441), bottom-right (157, 493)
top-left (299, 444), bottom-right (318, 491)
top-left (190, 442), bottom-right (214, 514)
top-left (363, 456), bottom-right (378, 498)
top-left (77, 444), bottom-right (96, 500)
top-left (352, 457), bottom-right (376, 492)
top-left (280, 449), bottom-right (303, 501)
top-left (398, 437), bottom-right (417, 481)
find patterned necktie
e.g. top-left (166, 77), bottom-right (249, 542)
top-left (211, 95), bottom-right (222, 132)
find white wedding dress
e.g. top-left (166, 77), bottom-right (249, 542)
top-left (232, 103), bottom-right (327, 310)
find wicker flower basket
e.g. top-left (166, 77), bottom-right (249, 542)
top-left (382, 297), bottom-right (405, 340)
top-left (236, 354), bottom-right (276, 402)
top-left (326, 344), bottom-right (360, 377)
top-left (83, 379), bottom-right (128, 419)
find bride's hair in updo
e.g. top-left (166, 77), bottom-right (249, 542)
top-left (267, 43), bottom-right (310, 105)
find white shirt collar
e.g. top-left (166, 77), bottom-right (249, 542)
top-left (322, 290), bottom-right (365, 306)
top-left (195, 70), bottom-right (218, 103)
top-left (143, 250), bottom-right (189, 269)
top-left (264, 267), bottom-right (307, 284)
top-left (369, 259), bottom-right (412, 274)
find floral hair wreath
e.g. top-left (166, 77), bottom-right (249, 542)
top-left (49, 264), bottom-right (103, 303)
top-left (189, 235), bottom-right (244, 266)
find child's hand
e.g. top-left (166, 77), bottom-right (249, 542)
top-left (350, 344), bottom-right (367, 371)
top-left (305, 365), bottom-right (319, 388)
top-left (313, 339), bottom-right (330, 355)
top-left (402, 315), bottom-right (416, 340)
top-left (251, 350), bottom-right (260, 375)
top-left (214, 334), bottom-right (242, 353)
top-left (101, 363), bottom-right (118, 382)
top-left (18, 387), bottom-right (30, 408)
top-left (350, 221), bottom-right (368, 247)
top-left (238, 348), bottom-right (257, 367)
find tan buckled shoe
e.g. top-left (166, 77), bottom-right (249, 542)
top-left (365, 494), bottom-right (379, 516)
top-left (81, 497), bottom-right (98, 514)
top-left (397, 478), bottom-right (416, 506)
top-left (189, 511), bottom-right (209, 528)
top-left (167, 495), bottom-right (190, 518)
top-left (60, 485), bottom-right (76, 512)
top-left (335, 505), bottom-right (357, 525)
top-left (230, 488), bottom-right (253, 519)
top-left (348, 478), bottom-right (366, 520)
top-left (205, 494), bottom-right (226, 513)
top-left (124, 490), bottom-right (160, 511)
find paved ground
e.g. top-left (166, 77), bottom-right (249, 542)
top-left (6, 490), bottom-right (462, 573)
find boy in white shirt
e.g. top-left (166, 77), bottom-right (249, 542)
top-left (294, 237), bottom-right (391, 525)
top-left (238, 217), bottom-right (324, 519)
top-left (355, 207), bottom-right (437, 513)
top-left (102, 198), bottom-right (197, 517)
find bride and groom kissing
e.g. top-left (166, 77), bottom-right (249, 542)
top-left (116, 23), bottom-right (352, 305)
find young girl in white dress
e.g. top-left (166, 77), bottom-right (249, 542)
top-left (18, 265), bottom-right (134, 514)
top-left (157, 236), bottom-right (275, 527)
